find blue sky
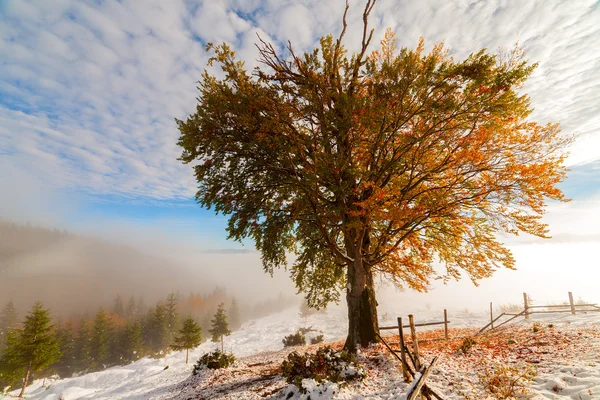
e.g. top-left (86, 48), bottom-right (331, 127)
top-left (1, 0), bottom-right (600, 305)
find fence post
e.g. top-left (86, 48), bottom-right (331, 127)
top-left (408, 314), bottom-right (421, 370)
top-left (443, 309), bottom-right (449, 340)
top-left (490, 302), bottom-right (494, 329)
top-left (398, 317), bottom-right (410, 382)
top-left (569, 291), bottom-right (576, 315)
top-left (523, 293), bottom-right (530, 320)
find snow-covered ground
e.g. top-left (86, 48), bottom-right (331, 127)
top-left (4, 305), bottom-right (600, 399)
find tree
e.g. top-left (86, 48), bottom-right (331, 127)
top-left (0, 302), bottom-right (61, 397)
top-left (228, 298), bottom-right (241, 331)
top-left (75, 319), bottom-right (93, 372)
top-left (90, 310), bottom-right (113, 370)
top-left (146, 302), bottom-right (169, 354)
top-left (0, 300), bottom-right (18, 350)
top-left (165, 291), bottom-right (179, 342)
top-left (125, 296), bottom-right (137, 320)
top-left (54, 322), bottom-right (77, 378)
top-left (176, 0), bottom-right (570, 352)
top-left (113, 295), bottom-right (124, 317)
top-left (171, 317), bottom-right (202, 364)
top-left (299, 300), bottom-right (317, 320)
top-left (209, 303), bottom-right (231, 352)
top-left (116, 322), bottom-right (144, 364)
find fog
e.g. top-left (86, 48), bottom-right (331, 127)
top-left (1, 161), bottom-right (599, 319)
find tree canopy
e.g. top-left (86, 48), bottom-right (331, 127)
top-left (177, 0), bottom-right (570, 350)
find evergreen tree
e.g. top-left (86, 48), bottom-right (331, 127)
top-left (116, 322), bottom-right (144, 364)
top-left (91, 310), bottom-right (113, 370)
top-left (0, 300), bottom-right (18, 349)
top-left (75, 319), bottom-right (93, 372)
top-left (165, 292), bottom-right (179, 343)
top-left (54, 322), bottom-right (77, 378)
top-left (113, 295), bottom-right (124, 317)
top-left (0, 301), bottom-right (61, 397)
top-left (171, 317), bottom-right (202, 364)
top-left (299, 300), bottom-right (317, 320)
top-left (125, 296), bottom-right (137, 320)
top-left (209, 303), bottom-right (231, 352)
top-left (147, 302), bottom-right (169, 354)
top-left (228, 298), bottom-right (241, 331)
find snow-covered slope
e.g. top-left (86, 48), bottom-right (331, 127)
top-left (5, 305), bottom-right (600, 399)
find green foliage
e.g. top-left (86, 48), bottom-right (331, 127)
top-left (165, 292), bottom-right (179, 344)
top-left (146, 302), bottom-right (170, 355)
top-left (54, 323), bottom-right (77, 378)
top-left (310, 334), bottom-right (325, 345)
top-left (91, 310), bottom-right (113, 370)
top-left (172, 317), bottom-right (202, 363)
top-left (193, 350), bottom-right (235, 373)
top-left (75, 319), bottom-right (93, 372)
top-left (283, 331), bottom-right (307, 347)
top-left (209, 303), bottom-right (231, 344)
top-left (280, 346), bottom-right (365, 391)
top-left (0, 302), bottom-right (61, 395)
top-left (116, 322), bottom-right (144, 364)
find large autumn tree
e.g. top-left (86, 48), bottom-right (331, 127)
top-left (177, 0), bottom-right (570, 351)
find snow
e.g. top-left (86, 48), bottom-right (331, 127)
top-left (3, 305), bottom-right (600, 400)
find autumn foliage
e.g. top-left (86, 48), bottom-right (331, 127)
top-left (176, 0), bottom-right (570, 351)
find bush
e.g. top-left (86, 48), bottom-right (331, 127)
top-left (192, 350), bottom-right (235, 374)
top-left (281, 346), bottom-right (365, 392)
top-left (478, 361), bottom-right (536, 399)
top-left (283, 331), bottom-right (306, 347)
top-left (310, 334), bottom-right (324, 345)
top-left (532, 321), bottom-right (542, 333)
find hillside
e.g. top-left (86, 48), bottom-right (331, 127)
top-left (0, 221), bottom-right (214, 313)
top-left (6, 305), bottom-right (600, 399)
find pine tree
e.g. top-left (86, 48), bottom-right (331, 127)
top-left (75, 319), bottom-right (93, 372)
top-left (116, 322), bottom-right (144, 364)
top-left (147, 302), bottom-right (169, 355)
top-left (0, 301), bottom-right (61, 397)
top-left (299, 300), bottom-right (317, 320)
top-left (91, 310), bottom-right (113, 370)
top-left (54, 322), bottom-right (77, 378)
top-left (0, 300), bottom-right (18, 349)
top-left (209, 303), bottom-right (231, 352)
top-left (125, 296), bottom-right (137, 320)
top-left (171, 317), bottom-right (202, 364)
top-left (165, 292), bottom-right (179, 343)
top-left (113, 295), bottom-right (124, 317)
top-left (228, 298), bottom-right (241, 331)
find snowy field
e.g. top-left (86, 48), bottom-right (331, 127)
top-left (4, 305), bottom-right (600, 400)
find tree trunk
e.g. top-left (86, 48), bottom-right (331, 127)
top-left (186, 349), bottom-right (189, 364)
top-left (344, 255), bottom-right (379, 353)
top-left (18, 364), bottom-right (32, 398)
top-left (221, 335), bottom-right (224, 353)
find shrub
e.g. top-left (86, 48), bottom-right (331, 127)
top-left (310, 334), bottom-right (324, 345)
top-left (281, 346), bottom-right (365, 392)
top-left (192, 350), bottom-right (235, 374)
top-left (498, 303), bottom-right (522, 313)
top-left (478, 361), bottom-right (537, 399)
top-left (460, 337), bottom-right (476, 354)
top-left (283, 331), bottom-right (306, 347)
top-left (532, 321), bottom-right (542, 333)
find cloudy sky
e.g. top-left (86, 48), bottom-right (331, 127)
top-left (1, 0), bottom-right (599, 308)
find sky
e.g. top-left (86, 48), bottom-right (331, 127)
top-left (1, 0), bottom-right (599, 310)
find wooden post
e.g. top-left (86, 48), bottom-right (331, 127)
top-left (523, 293), bottom-right (530, 320)
top-left (408, 314), bottom-right (420, 370)
top-left (443, 309), bottom-right (448, 340)
top-left (490, 302), bottom-right (494, 329)
top-left (406, 357), bottom-right (439, 400)
top-left (398, 317), bottom-right (410, 382)
top-left (569, 291), bottom-right (576, 315)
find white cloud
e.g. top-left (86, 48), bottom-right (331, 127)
top-left (0, 0), bottom-right (598, 203)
